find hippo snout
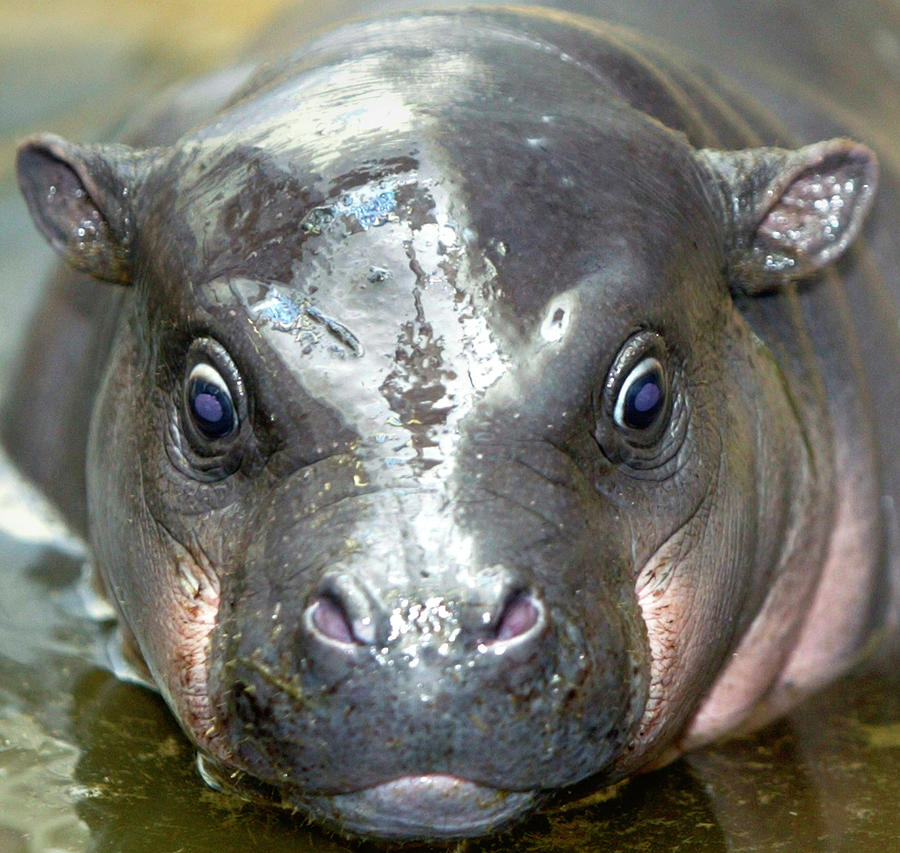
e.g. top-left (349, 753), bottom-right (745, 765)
top-left (304, 569), bottom-right (543, 650)
top-left (205, 480), bottom-right (648, 826)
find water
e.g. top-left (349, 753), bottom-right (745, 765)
top-left (1, 1), bottom-right (898, 850)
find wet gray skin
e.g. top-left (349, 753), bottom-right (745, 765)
top-left (5, 5), bottom-right (899, 842)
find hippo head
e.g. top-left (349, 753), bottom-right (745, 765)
top-left (15, 10), bottom-right (877, 841)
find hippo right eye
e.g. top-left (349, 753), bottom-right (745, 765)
top-left (187, 364), bottom-right (236, 439)
top-left (179, 338), bottom-right (247, 463)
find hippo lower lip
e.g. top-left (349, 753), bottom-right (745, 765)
top-left (199, 755), bottom-right (538, 840)
top-left (303, 774), bottom-right (539, 840)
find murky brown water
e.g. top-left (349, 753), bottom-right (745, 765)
top-left (1, 2), bottom-right (898, 851)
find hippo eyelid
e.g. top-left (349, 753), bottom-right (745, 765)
top-left (188, 361), bottom-right (229, 389)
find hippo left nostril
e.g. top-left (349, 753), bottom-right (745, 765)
top-left (486, 591), bottom-right (543, 645)
top-left (495, 593), bottom-right (540, 641)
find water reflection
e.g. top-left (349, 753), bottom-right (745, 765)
top-left (0, 0), bottom-right (897, 850)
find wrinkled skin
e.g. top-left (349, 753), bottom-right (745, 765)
top-left (5, 4), bottom-right (898, 842)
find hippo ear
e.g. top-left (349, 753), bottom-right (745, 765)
top-left (16, 133), bottom-right (151, 285)
top-left (700, 139), bottom-right (878, 294)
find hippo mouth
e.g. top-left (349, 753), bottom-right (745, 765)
top-left (300, 774), bottom-right (540, 840)
top-left (198, 755), bottom-right (539, 839)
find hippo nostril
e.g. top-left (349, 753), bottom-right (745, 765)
top-left (478, 590), bottom-right (543, 647)
top-left (494, 592), bottom-right (541, 641)
top-left (310, 595), bottom-right (356, 645)
top-left (305, 574), bottom-right (379, 647)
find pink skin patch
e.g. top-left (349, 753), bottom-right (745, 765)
top-left (155, 541), bottom-right (224, 757)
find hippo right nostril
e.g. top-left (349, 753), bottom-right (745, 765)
top-left (310, 595), bottom-right (356, 645)
top-left (305, 574), bottom-right (379, 647)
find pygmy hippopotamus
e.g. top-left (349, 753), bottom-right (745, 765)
top-left (5, 2), bottom-right (899, 841)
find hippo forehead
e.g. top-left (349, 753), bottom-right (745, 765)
top-left (137, 14), bottom-right (726, 486)
top-left (153, 119), bottom-right (718, 340)
top-left (148, 10), bottom-right (723, 327)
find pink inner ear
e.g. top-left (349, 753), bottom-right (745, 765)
top-left (755, 145), bottom-right (876, 276)
top-left (16, 135), bottom-right (134, 285)
top-left (17, 142), bottom-right (98, 253)
top-left (760, 170), bottom-right (847, 251)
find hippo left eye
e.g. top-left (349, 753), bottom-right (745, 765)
top-left (595, 331), bottom-right (682, 467)
top-left (614, 357), bottom-right (667, 432)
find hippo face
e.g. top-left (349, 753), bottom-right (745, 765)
top-left (15, 10), bottom-right (877, 840)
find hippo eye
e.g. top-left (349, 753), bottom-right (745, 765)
top-left (187, 363), bottom-right (236, 439)
top-left (613, 357), bottom-right (667, 431)
top-left (596, 332), bottom-right (685, 471)
top-left (173, 338), bottom-right (249, 479)
top-left (594, 331), bottom-right (682, 469)
top-left (180, 338), bottom-right (246, 458)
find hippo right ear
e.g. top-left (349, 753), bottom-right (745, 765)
top-left (16, 133), bottom-right (153, 285)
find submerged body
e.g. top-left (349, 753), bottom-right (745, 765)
top-left (5, 2), bottom-right (898, 841)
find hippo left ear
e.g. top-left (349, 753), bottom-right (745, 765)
top-left (700, 139), bottom-right (878, 293)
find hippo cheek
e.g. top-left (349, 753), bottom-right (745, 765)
top-left (100, 515), bottom-right (228, 759)
top-left (154, 534), bottom-right (226, 752)
top-left (197, 490), bottom-right (649, 838)
top-left (83, 345), bottom-right (229, 760)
